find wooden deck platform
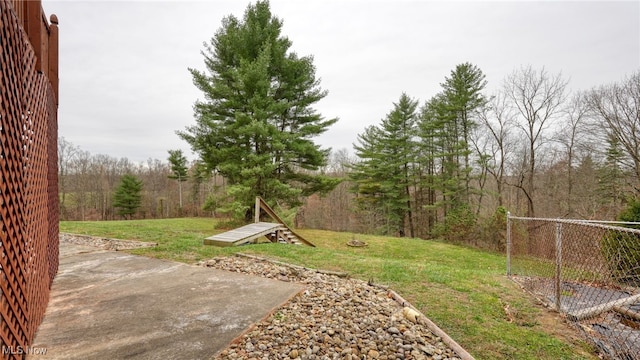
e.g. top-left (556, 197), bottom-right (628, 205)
top-left (204, 197), bottom-right (315, 247)
top-left (204, 222), bottom-right (286, 247)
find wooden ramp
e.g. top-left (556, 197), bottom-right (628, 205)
top-left (204, 197), bottom-right (315, 247)
top-left (204, 222), bottom-right (284, 247)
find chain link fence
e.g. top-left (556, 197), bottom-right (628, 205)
top-left (507, 215), bottom-right (640, 359)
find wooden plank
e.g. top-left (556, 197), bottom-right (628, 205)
top-left (256, 197), bottom-right (315, 247)
top-left (203, 222), bottom-right (284, 247)
top-left (567, 293), bottom-right (640, 321)
top-left (613, 305), bottom-right (640, 321)
top-left (204, 197), bottom-right (315, 247)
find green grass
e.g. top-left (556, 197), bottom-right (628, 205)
top-left (511, 255), bottom-right (613, 286)
top-left (60, 218), bottom-right (597, 360)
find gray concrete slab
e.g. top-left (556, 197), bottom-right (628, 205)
top-left (32, 243), bottom-right (303, 359)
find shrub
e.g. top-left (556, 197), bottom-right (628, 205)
top-left (483, 206), bottom-right (509, 251)
top-left (601, 232), bottom-right (640, 287)
top-left (601, 200), bottom-right (640, 287)
top-left (434, 204), bottom-right (477, 244)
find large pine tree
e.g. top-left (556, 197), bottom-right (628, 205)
top-left (440, 62), bottom-right (487, 205)
top-left (351, 93), bottom-right (419, 236)
top-left (179, 1), bottom-right (338, 219)
top-left (417, 95), bottom-right (453, 225)
top-left (413, 64), bottom-right (487, 238)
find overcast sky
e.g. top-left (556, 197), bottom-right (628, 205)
top-left (41, 0), bottom-right (639, 163)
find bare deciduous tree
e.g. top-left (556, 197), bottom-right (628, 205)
top-left (503, 65), bottom-right (568, 217)
top-left (586, 71), bottom-right (640, 194)
top-left (476, 92), bottom-right (516, 208)
top-left (553, 92), bottom-right (590, 216)
top-left (58, 136), bottom-right (79, 217)
top-left (69, 149), bottom-right (92, 220)
top-left (328, 148), bottom-right (355, 176)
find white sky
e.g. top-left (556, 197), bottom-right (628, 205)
top-left (42, 0), bottom-right (640, 163)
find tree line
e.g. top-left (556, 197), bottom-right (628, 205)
top-left (57, 140), bottom-right (217, 220)
top-left (57, 67), bottom-right (639, 248)
top-left (301, 67), bottom-right (640, 249)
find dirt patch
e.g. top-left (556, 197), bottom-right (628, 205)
top-left (500, 278), bottom-right (598, 358)
top-left (346, 239), bottom-right (367, 247)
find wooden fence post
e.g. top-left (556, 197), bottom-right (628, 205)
top-left (25, 0), bottom-right (43, 71)
top-left (48, 14), bottom-right (59, 105)
top-left (254, 197), bottom-right (260, 223)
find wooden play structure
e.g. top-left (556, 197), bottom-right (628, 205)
top-left (204, 197), bottom-right (315, 247)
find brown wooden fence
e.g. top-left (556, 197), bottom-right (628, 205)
top-left (1, 0), bottom-right (59, 357)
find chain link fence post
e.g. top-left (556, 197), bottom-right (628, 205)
top-left (506, 211), bottom-right (511, 276)
top-left (554, 220), bottom-right (562, 312)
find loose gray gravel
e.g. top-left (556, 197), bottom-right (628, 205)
top-left (60, 232), bottom-right (157, 251)
top-left (198, 255), bottom-right (465, 360)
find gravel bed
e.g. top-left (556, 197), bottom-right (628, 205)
top-left (198, 255), bottom-right (466, 360)
top-left (60, 232), bottom-right (158, 251)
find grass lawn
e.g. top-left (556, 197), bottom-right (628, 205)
top-left (60, 218), bottom-right (597, 360)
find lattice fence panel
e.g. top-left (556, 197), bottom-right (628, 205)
top-left (0, 0), bottom-right (59, 357)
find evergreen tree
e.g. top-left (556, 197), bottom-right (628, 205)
top-left (411, 64), bottom-right (487, 238)
top-left (350, 126), bottom-right (386, 231)
top-left (178, 0), bottom-right (338, 219)
top-left (415, 97), bottom-right (445, 233)
top-left (168, 149), bottom-right (188, 209)
top-left (113, 174), bottom-right (143, 219)
top-left (417, 95), bottom-right (456, 218)
top-left (440, 62), bottom-right (488, 205)
top-left (351, 93), bottom-right (419, 236)
top-left (598, 135), bottom-right (628, 210)
top-left (189, 160), bottom-right (209, 207)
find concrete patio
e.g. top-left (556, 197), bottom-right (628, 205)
top-left (31, 243), bottom-right (303, 359)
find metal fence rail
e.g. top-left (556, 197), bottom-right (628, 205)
top-left (507, 214), bottom-right (640, 360)
top-left (1, 0), bottom-right (59, 357)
